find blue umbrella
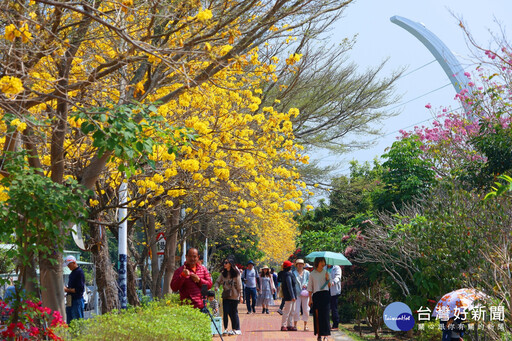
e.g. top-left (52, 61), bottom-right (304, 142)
top-left (305, 251), bottom-right (352, 266)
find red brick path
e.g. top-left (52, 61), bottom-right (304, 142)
top-left (212, 301), bottom-right (349, 341)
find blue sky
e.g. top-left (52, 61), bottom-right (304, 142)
top-left (313, 0), bottom-right (512, 175)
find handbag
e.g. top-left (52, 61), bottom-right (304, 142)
top-left (300, 289), bottom-right (309, 297)
top-left (222, 288), bottom-right (232, 298)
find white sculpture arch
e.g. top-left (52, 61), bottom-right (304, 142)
top-left (390, 15), bottom-right (471, 112)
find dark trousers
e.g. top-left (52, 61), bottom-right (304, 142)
top-left (330, 294), bottom-right (340, 328)
top-left (313, 291), bottom-right (331, 337)
top-left (245, 287), bottom-right (257, 312)
top-left (223, 299), bottom-right (240, 330)
top-left (67, 297), bottom-right (84, 325)
top-left (279, 298), bottom-right (285, 310)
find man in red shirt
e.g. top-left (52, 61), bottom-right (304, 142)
top-left (171, 248), bottom-right (212, 309)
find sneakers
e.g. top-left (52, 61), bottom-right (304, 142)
top-left (234, 330), bottom-right (242, 335)
top-left (281, 326), bottom-right (288, 331)
top-left (265, 309), bottom-right (269, 314)
top-left (277, 309), bottom-right (283, 315)
top-left (287, 326), bottom-right (297, 331)
top-left (247, 311), bottom-right (252, 314)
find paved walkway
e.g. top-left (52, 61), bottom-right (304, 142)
top-left (212, 302), bottom-right (356, 341)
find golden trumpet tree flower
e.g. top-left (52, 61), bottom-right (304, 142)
top-left (0, 0), bottom-right (348, 314)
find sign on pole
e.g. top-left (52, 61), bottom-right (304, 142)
top-left (156, 232), bottom-right (166, 255)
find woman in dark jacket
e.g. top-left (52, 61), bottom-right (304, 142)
top-left (280, 260), bottom-right (297, 331)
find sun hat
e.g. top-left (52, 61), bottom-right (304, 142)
top-left (282, 260), bottom-right (292, 268)
top-left (261, 265), bottom-right (269, 270)
top-left (64, 255), bottom-right (77, 266)
top-left (247, 260), bottom-right (255, 265)
top-left (304, 263), bottom-right (313, 268)
top-left (295, 259), bottom-right (304, 264)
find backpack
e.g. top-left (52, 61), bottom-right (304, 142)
top-left (242, 268), bottom-right (260, 288)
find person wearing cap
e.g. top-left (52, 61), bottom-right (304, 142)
top-left (241, 260), bottom-right (259, 314)
top-left (64, 255), bottom-right (85, 324)
top-left (292, 259), bottom-right (310, 331)
top-left (280, 260), bottom-right (297, 331)
top-left (256, 265), bottom-right (275, 314)
top-left (276, 264), bottom-right (286, 315)
top-left (171, 247), bottom-right (212, 310)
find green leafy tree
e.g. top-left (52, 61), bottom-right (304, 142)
top-left (329, 160), bottom-right (383, 224)
top-left (373, 136), bottom-right (436, 212)
top-left (0, 157), bottom-right (90, 330)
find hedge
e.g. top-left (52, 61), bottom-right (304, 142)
top-left (56, 295), bottom-right (211, 341)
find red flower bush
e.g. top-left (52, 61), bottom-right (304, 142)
top-left (0, 299), bottom-right (65, 340)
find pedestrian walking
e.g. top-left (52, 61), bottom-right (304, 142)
top-left (328, 264), bottom-right (342, 331)
top-left (308, 257), bottom-right (331, 341)
top-left (271, 268), bottom-right (278, 300)
top-left (257, 265), bottom-right (275, 314)
top-left (215, 258), bottom-right (243, 336)
top-left (293, 259), bottom-right (310, 331)
top-left (276, 265), bottom-right (286, 315)
top-left (241, 260), bottom-right (259, 314)
top-left (280, 260), bottom-right (297, 331)
top-left (441, 316), bottom-right (465, 341)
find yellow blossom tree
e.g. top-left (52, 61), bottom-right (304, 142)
top-left (0, 0), bottom-right (349, 317)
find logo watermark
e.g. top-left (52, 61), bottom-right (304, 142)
top-left (383, 302), bottom-right (415, 331)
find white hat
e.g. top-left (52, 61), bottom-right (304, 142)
top-left (64, 255), bottom-right (77, 266)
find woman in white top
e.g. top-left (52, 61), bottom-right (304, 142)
top-left (307, 257), bottom-right (331, 341)
top-left (292, 259), bottom-right (310, 331)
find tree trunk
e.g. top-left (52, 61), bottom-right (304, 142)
top-left (19, 254), bottom-right (38, 297)
top-left (126, 219), bottom-right (140, 306)
top-left (39, 252), bottom-right (65, 317)
top-left (146, 214), bottom-right (161, 298)
top-left (126, 257), bottom-right (140, 306)
top-left (90, 223), bottom-right (119, 313)
top-left (162, 207), bottom-right (180, 295)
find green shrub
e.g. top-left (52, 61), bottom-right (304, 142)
top-left (210, 271), bottom-right (220, 286)
top-left (56, 294), bottom-right (211, 341)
